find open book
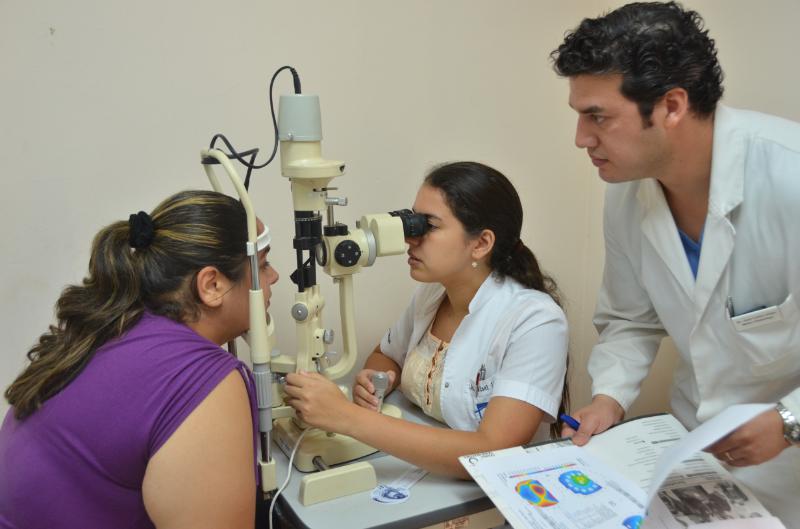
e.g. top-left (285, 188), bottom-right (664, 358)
top-left (460, 403), bottom-right (786, 529)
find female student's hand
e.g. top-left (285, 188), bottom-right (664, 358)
top-left (352, 369), bottom-right (397, 410)
top-left (283, 371), bottom-right (356, 434)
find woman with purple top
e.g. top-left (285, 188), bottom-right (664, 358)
top-left (0, 190), bottom-right (278, 529)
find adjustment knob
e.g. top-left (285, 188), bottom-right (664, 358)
top-left (334, 240), bottom-right (361, 267)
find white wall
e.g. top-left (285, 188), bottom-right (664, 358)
top-left (1, 0), bottom-right (798, 420)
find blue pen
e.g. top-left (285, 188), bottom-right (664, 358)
top-left (559, 414), bottom-right (581, 431)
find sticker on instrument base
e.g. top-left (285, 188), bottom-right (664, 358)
top-left (371, 466), bottom-right (428, 504)
top-left (371, 484), bottom-right (411, 504)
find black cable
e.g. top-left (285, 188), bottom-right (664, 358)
top-left (207, 65), bottom-right (302, 188)
top-left (244, 149), bottom-right (257, 190)
top-left (208, 134), bottom-right (259, 168)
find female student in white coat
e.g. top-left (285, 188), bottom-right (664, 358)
top-left (283, 161), bottom-right (569, 478)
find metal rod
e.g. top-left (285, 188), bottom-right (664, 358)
top-left (265, 432), bottom-right (272, 462)
top-left (312, 456), bottom-right (329, 471)
top-left (327, 204), bottom-right (335, 227)
top-left (249, 253), bottom-right (260, 290)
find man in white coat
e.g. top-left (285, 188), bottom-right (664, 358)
top-left (551, 2), bottom-right (799, 525)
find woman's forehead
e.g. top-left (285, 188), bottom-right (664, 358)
top-left (413, 185), bottom-right (450, 217)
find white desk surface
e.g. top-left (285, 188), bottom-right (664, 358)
top-left (271, 392), bottom-right (495, 529)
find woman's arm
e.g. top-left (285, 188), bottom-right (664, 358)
top-left (142, 371), bottom-right (255, 529)
top-left (363, 346), bottom-right (402, 393)
top-left (285, 371), bottom-right (544, 478)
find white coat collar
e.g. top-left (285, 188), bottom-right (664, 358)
top-left (635, 105), bottom-right (744, 215)
top-left (692, 105), bottom-right (741, 316)
top-left (468, 272), bottom-right (504, 314)
top-left (635, 105), bottom-right (745, 206)
top-left (708, 105), bottom-right (745, 217)
top-left (418, 272), bottom-right (503, 321)
top-left (637, 178), bottom-right (695, 299)
top-left (635, 104), bottom-right (743, 311)
top-left (423, 272), bottom-right (505, 318)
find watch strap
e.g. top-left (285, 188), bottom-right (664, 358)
top-left (776, 401), bottom-right (800, 446)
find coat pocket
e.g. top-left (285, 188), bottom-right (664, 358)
top-left (728, 293), bottom-right (800, 378)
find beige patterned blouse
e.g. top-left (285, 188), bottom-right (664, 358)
top-left (399, 325), bottom-right (450, 423)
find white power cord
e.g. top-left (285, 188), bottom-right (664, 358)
top-left (269, 428), bottom-right (313, 529)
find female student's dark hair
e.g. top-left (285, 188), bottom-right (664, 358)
top-left (5, 190), bottom-right (249, 420)
top-left (424, 161), bottom-right (570, 436)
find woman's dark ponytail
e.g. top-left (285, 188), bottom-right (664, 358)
top-left (493, 241), bottom-right (561, 308)
top-left (5, 190), bottom-right (249, 420)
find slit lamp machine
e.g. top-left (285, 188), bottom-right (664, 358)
top-left (199, 67), bottom-right (429, 506)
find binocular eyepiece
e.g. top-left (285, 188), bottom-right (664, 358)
top-left (389, 209), bottom-right (430, 238)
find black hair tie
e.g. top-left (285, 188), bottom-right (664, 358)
top-left (129, 211), bottom-right (156, 249)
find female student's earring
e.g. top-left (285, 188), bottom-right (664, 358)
top-left (472, 261), bottom-right (478, 269)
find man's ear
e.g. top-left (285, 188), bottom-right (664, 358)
top-left (659, 87), bottom-right (690, 129)
top-left (194, 266), bottom-right (233, 308)
top-left (471, 229), bottom-right (496, 263)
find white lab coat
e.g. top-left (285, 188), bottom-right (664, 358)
top-left (589, 105), bottom-right (800, 525)
top-left (380, 273), bottom-right (567, 439)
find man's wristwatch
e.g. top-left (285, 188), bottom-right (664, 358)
top-left (776, 402), bottom-right (800, 446)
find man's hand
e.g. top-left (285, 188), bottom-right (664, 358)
top-left (562, 395), bottom-right (624, 446)
top-left (352, 369), bottom-right (396, 410)
top-left (706, 409), bottom-right (790, 467)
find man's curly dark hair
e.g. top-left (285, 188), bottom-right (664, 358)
top-left (551, 2), bottom-right (724, 123)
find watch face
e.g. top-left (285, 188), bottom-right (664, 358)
top-left (778, 404), bottom-right (800, 444)
top-left (790, 424), bottom-right (800, 444)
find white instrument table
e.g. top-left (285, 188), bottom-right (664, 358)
top-left (270, 392), bottom-right (499, 529)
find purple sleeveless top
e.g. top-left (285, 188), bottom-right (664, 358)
top-left (0, 312), bottom-right (258, 529)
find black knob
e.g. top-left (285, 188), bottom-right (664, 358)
top-left (334, 240), bottom-right (361, 267)
top-left (324, 223), bottom-right (349, 237)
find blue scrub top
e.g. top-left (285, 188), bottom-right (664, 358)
top-left (678, 227), bottom-right (703, 279)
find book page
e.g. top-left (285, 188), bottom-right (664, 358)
top-left (653, 453), bottom-right (774, 526)
top-left (582, 414), bottom-right (686, 490)
top-left (504, 440), bottom-right (769, 529)
top-left (461, 404), bottom-right (780, 528)
top-left (463, 445), bottom-right (648, 529)
top-left (691, 518), bottom-right (787, 528)
top-left (584, 407), bottom-right (776, 525)
top-left (645, 403), bottom-right (773, 503)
